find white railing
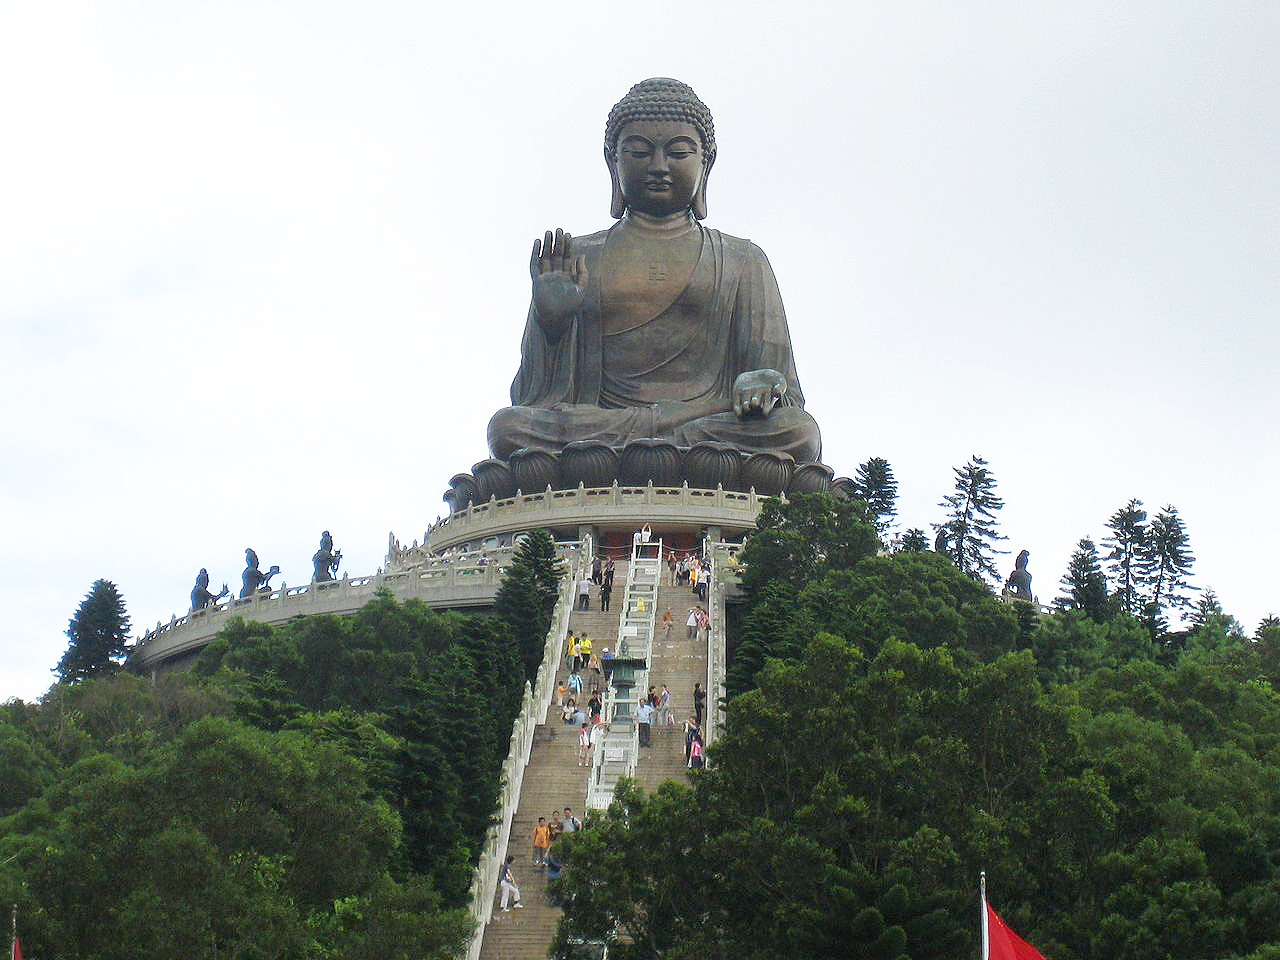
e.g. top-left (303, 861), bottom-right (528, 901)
top-left (427, 483), bottom-right (771, 551)
top-left (586, 538), bottom-right (661, 810)
top-left (464, 545), bottom-right (579, 960)
top-left (707, 542), bottom-right (740, 749)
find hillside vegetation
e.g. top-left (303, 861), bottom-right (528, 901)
top-left (552, 495), bottom-right (1280, 960)
top-left (0, 532), bottom-right (563, 960)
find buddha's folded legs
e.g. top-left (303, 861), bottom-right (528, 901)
top-left (487, 403), bottom-right (821, 464)
top-left (672, 408), bottom-right (821, 464)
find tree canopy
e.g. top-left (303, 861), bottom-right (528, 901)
top-left (554, 493), bottom-right (1280, 960)
top-left (2, 551), bottom-right (566, 960)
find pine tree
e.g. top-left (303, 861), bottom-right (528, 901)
top-left (1139, 504), bottom-right (1197, 636)
top-left (934, 455), bottom-right (1007, 584)
top-left (55, 579), bottom-right (131, 683)
top-left (493, 529), bottom-right (564, 681)
top-left (1257, 615), bottom-right (1280, 640)
top-left (1057, 537), bottom-right (1109, 621)
top-left (1103, 499), bottom-right (1147, 617)
top-left (1189, 589), bottom-right (1223, 629)
top-left (898, 528), bottom-right (930, 553)
top-left (852, 457), bottom-right (898, 538)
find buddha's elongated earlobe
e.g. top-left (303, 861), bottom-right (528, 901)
top-left (691, 157), bottom-right (713, 220)
top-left (606, 147), bottom-right (626, 219)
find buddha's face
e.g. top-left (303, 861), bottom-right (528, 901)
top-left (613, 120), bottom-right (705, 217)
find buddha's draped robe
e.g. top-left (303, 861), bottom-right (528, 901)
top-left (487, 224), bottom-right (821, 463)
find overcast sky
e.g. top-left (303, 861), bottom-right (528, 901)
top-left (3, 1), bottom-right (1276, 701)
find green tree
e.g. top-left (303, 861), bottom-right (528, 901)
top-left (55, 579), bottom-right (131, 683)
top-left (934, 455), bottom-right (1007, 583)
top-left (1057, 537), bottom-right (1110, 621)
top-left (1139, 504), bottom-right (1197, 636)
top-left (1104, 499), bottom-right (1148, 617)
top-left (852, 456), bottom-right (898, 538)
top-left (727, 493), bottom-right (879, 696)
top-left (738, 493), bottom-right (879, 601)
top-left (1190, 589), bottom-right (1223, 629)
top-left (493, 528), bottom-right (564, 681)
top-left (899, 528), bottom-right (930, 552)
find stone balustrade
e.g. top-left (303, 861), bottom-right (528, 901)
top-left (464, 561), bottom-right (579, 958)
top-left (131, 542), bottom-right (588, 673)
top-left (426, 482), bottom-right (772, 553)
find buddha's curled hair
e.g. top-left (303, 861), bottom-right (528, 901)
top-left (605, 78), bottom-right (716, 165)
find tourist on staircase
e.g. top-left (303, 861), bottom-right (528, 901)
top-left (684, 715), bottom-right (701, 763)
top-left (657, 684), bottom-right (672, 725)
top-left (532, 817), bottom-right (550, 866)
top-left (636, 698), bottom-right (654, 748)
top-left (689, 734), bottom-right (704, 769)
top-left (498, 856), bottom-right (523, 911)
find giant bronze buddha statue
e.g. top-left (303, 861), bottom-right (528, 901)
top-left (486, 78), bottom-right (822, 465)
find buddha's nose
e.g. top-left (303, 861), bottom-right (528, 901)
top-left (648, 152), bottom-right (670, 173)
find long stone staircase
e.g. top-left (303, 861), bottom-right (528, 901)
top-left (635, 574), bottom-right (709, 793)
top-left (478, 564), bottom-right (628, 960)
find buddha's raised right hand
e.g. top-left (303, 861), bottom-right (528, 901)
top-left (530, 228), bottom-right (588, 338)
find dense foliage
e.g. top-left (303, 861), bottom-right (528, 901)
top-left (2, 532), bottom-right (564, 960)
top-left (554, 495), bottom-right (1280, 960)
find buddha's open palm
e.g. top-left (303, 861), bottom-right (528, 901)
top-left (531, 228), bottom-right (588, 325)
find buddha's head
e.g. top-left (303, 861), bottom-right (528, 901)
top-left (604, 78), bottom-right (716, 220)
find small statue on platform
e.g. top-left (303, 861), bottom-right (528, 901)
top-left (312, 530), bottom-right (342, 582)
top-left (240, 548), bottom-right (281, 598)
top-left (1003, 549), bottom-right (1034, 602)
top-left (190, 568), bottom-right (229, 612)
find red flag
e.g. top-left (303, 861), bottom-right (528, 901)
top-left (11, 937), bottom-right (22, 960)
top-left (983, 898), bottom-right (1047, 960)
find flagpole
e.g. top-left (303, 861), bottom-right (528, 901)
top-left (979, 872), bottom-right (988, 960)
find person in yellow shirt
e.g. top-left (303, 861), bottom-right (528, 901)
top-left (532, 817), bottom-right (551, 866)
top-left (579, 634), bottom-right (593, 665)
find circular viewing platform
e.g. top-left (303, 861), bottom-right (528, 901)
top-left (423, 482), bottom-right (773, 554)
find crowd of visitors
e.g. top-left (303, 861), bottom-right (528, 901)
top-left (577, 556), bottom-right (617, 611)
top-left (666, 549), bottom-right (711, 599)
top-left (497, 805), bottom-right (587, 914)
top-left (494, 583), bottom-right (716, 921)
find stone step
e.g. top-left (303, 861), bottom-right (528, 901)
top-left (632, 576), bottom-right (709, 795)
top-left (478, 563), bottom-right (629, 960)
